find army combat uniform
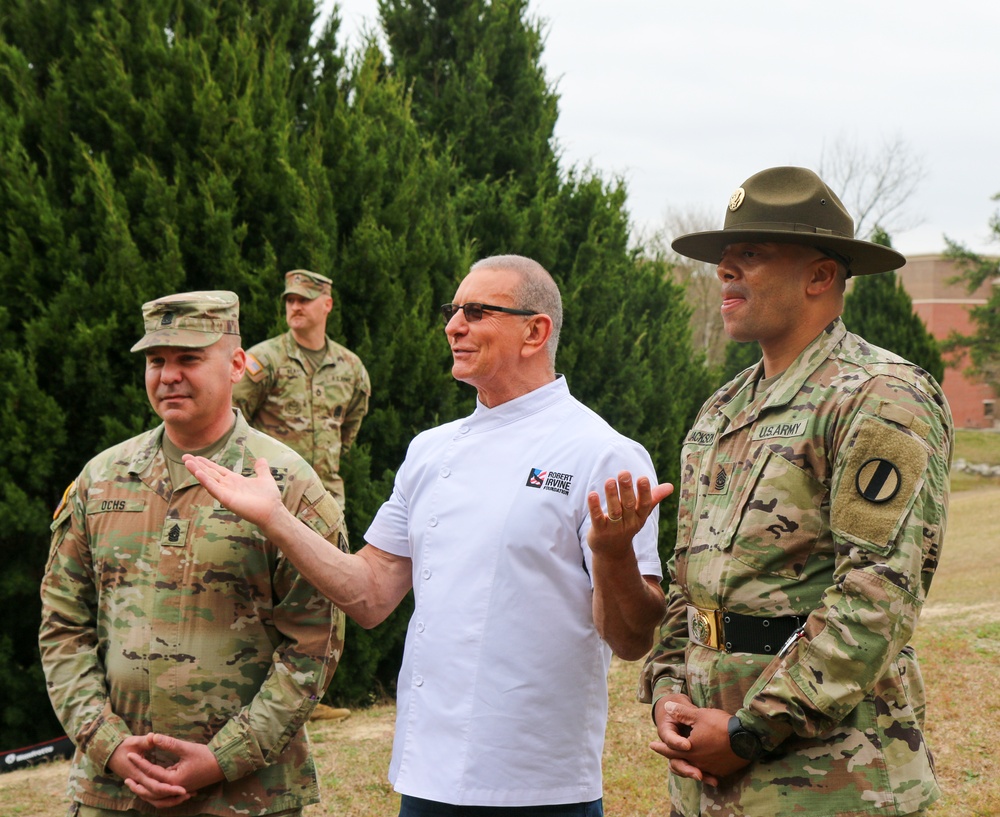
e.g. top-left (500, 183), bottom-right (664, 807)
top-left (641, 318), bottom-right (953, 817)
top-left (234, 330), bottom-right (370, 508)
top-left (40, 411), bottom-right (347, 816)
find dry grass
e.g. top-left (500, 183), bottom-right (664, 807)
top-left (5, 483), bottom-right (998, 817)
top-left (917, 484), bottom-right (1000, 817)
top-left (953, 428), bottom-right (1000, 466)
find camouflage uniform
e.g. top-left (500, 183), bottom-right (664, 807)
top-left (641, 318), bottom-right (953, 817)
top-left (234, 331), bottom-right (370, 508)
top-left (40, 411), bottom-right (348, 816)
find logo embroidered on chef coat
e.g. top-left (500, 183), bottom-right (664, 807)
top-left (525, 468), bottom-right (574, 495)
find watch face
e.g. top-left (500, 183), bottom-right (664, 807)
top-left (728, 716), bottom-right (763, 760)
top-left (731, 730), bottom-right (762, 760)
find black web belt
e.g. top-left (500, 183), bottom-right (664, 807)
top-left (686, 605), bottom-right (804, 655)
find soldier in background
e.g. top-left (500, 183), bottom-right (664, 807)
top-left (39, 291), bottom-right (345, 816)
top-left (234, 269), bottom-right (370, 511)
top-left (641, 167), bottom-right (953, 817)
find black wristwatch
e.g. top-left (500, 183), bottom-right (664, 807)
top-left (727, 715), bottom-right (764, 761)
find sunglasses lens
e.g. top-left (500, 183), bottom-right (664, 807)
top-left (465, 304), bottom-right (484, 322)
top-left (441, 304), bottom-right (457, 322)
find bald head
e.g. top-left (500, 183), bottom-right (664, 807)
top-left (470, 255), bottom-right (563, 365)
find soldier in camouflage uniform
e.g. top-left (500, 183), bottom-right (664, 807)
top-left (233, 269), bottom-right (370, 509)
top-left (39, 292), bottom-right (347, 817)
top-left (640, 167), bottom-right (953, 817)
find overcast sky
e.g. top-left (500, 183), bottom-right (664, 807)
top-left (319, 0), bottom-right (1000, 258)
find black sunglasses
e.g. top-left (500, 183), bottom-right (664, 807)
top-left (440, 302), bottom-right (538, 324)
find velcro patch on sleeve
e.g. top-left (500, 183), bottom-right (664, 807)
top-left (314, 492), bottom-right (343, 530)
top-left (831, 416), bottom-right (928, 555)
top-left (244, 353), bottom-right (267, 383)
top-left (298, 490), bottom-right (346, 546)
top-left (877, 400), bottom-right (931, 440)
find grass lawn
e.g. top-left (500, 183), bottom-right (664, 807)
top-left (5, 479), bottom-right (998, 816)
top-left (953, 427), bottom-right (1000, 465)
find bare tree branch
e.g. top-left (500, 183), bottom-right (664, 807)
top-left (819, 134), bottom-right (927, 239)
top-left (645, 207), bottom-right (728, 367)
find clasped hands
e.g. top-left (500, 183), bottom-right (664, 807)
top-left (108, 733), bottom-right (224, 809)
top-left (650, 695), bottom-right (751, 787)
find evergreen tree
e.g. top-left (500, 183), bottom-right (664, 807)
top-left (0, 0), bottom-right (467, 742)
top-left (843, 228), bottom-right (945, 383)
top-left (379, 0), bottom-right (557, 191)
top-left (719, 340), bottom-right (762, 384)
top-left (0, 0), bottom-right (715, 747)
top-left (944, 196), bottom-right (1000, 395)
top-left (378, 0), bottom-right (561, 256)
top-left (378, 0), bottom-right (712, 562)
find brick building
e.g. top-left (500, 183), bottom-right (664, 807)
top-left (898, 254), bottom-right (998, 429)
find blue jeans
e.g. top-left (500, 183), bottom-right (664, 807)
top-left (398, 795), bottom-right (604, 816)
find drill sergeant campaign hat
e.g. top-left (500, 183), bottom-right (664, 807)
top-left (282, 269), bottom-right (333, 300)
top-left (130, 291), bottom-right (240, 352)
top-left (671, 166), bottom-right (906, 277)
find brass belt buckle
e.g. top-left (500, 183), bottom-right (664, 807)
top-left (686, 604), bottom-right (724, 651)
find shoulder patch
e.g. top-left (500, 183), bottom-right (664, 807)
top-left (832, 416), bottom-right (928, 554)
top-left (244, 352), bottom-right (267, 383)
top-left (53, 481), bottom-right (75, 520)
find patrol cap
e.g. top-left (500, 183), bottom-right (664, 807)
top-left (282, 269), bottom-right (333, 300)
top-left (130, 291), bottom-right (240, 352)
top-left (671, 166), bottom-right (906, 277)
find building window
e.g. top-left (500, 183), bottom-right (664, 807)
top-left (985, 400), bottom-right (995, 418)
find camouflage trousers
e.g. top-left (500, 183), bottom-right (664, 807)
top-left (76, 806), bottom-right (303, 817)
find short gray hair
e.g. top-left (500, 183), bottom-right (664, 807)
top-left (470, 255), bottom-right (563, 365)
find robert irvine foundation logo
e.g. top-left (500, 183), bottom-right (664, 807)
top-left (525, 468), bottom-right (574, 495)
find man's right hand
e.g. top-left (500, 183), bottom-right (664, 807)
top-left (183, 455), bottom-right (283, 530)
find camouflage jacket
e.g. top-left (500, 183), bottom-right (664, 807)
top-left (233, 331), bottom-right (370, 507)
top-left (640, 319), bottom-right (953, 817)
top-left (39, 412), bottom-right (347, 816)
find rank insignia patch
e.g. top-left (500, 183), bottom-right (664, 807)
top-left (708, 463), bottom-right (733, 495)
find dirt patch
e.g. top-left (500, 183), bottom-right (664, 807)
top-left (310, 704), bottom-right (396, 744)
top-left (922, 600), bottom-right (1000, 620)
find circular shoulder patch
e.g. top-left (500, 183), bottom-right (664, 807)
top-left (855, 458), bottom-right (901, 503)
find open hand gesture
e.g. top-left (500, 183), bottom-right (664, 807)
top-left (183, 454), bottom-right (282, 529)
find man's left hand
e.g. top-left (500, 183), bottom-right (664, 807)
top-left (587, 471), bottom-right (672, 554)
